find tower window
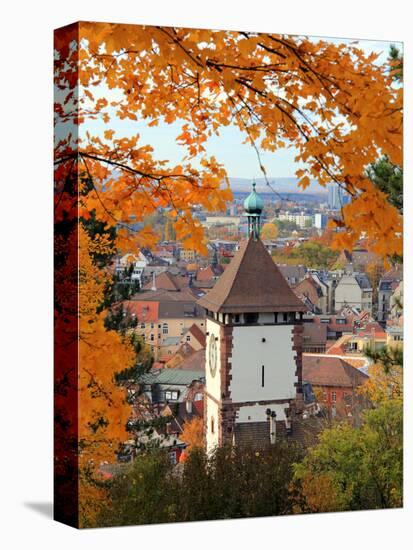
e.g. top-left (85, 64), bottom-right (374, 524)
top-left (245, 312), bottom-right (259, 324)
top-left (261, 365), bottom-right (265, 387)
top-left (234, 314), bottom-right (240, 323)
top-left (211, 417), bottom-right (215, 434)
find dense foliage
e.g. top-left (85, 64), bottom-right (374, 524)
top-left (272, 241), bottom-right (339, 269)
top-left (292, 400), bottom-right (402, 513)
top-left (99, 443), bottom-right (304, 526)
top-left (55, 23), bottom-right (402, 259)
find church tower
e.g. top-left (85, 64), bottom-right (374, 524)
top-left (197, 184), bottom-right (307, 451)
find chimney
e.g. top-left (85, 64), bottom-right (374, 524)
top-left (151, 272), bottom-right (157, 291)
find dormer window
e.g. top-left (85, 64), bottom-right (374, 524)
top-left (165, 390), bottom-right (179, 401)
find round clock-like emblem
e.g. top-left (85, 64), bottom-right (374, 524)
top-left (208, 334), bottom-right (217, 377)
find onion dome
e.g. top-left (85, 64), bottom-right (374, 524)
top-left (243, 182), bottom-right (264, 215)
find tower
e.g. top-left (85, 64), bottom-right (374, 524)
top-left (197, 184), bottom-right (307, 451)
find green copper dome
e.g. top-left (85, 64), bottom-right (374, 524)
top-left (244, 182), bottom-right (264, 214)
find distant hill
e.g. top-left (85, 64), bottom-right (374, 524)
top-left (229, 177), bottom-right (327, 196)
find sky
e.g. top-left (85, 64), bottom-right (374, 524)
top-left (82, 36), bottom-right (402, 181)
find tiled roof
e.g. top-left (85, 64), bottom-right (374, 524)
top-left (294, 277), bottom-right (323, 305)
top-left (354, 273), bottom-right (372, 290)
top-left (233, 421), bottom-right (270, 448)
top-left (196, 264), bottom-right (224, 282)
top-left (186, 323), bottom-right (206, 347)
top-left (158, 301), bottom-right (204, 319)
top-left (303, 354), bottom-right (369, 388)
top-left (381, 268), bottom-right (403, 282)
top-left (137, 287), bottom-right (198, 302)
top-left (325, 334), bottom-right (353, 355)
top-left (302, 322), bottom-right (327, 345)
top-left (313, 315), bottom-right (353, 334)
top-left (356, 322), bottom-right (386, 339)
top-left (142, 271), bottom-right (184, 291)
top-left (123, 300), bottom-right (159, 322)
top-left (165, 343), bottom-right (197, 369)
top-left (178, 349), bottom-right (205, 372)
top-left (197, 236), bottom-right (307, 314)
top-left (277, 264), bottom-right (307, 281)
top-left (140, 368), bottom-right (205, 386)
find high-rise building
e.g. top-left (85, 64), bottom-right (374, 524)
top-left (328, 183), bottom-right (350, 210)
top-left (314, 213), bottom-right (327, 229)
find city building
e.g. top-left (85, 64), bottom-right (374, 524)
top-left (180, 248), bottom-right (197, 262)
top-left (293, 273), bottom-right (329, 314)
top-left (277, 210), bottom-right (313, 228)
top-left (125, 287), bottom-right (205, 359)
top-left (277, 264), bottom-right (307, 286)
top-left (386, 324), bottom-right (404, 351)
top-left (313, 212), bottom-right (328, 229)
top-left (301, 322), bottom-right (327, 353)
top-left (334, 273), bottom-right (373, 313)
top-left (378, 268), bottom-right (403, 323)
top-left (115, 251), bottom-right (148, 285)
top-left (336, 246), bottom-right (378, 272)
top-left (302, 354), bottom-right (368, 417)
top-left (204, 215), bottom-right (241, 228)
top-left (389, 280), bottom-right (403, 322)
top-left (327, 182), bottom-right (350, 210)
top-left (344, 322), bottom-right (387, 354)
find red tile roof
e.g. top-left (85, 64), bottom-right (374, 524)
top-left (178, 349), bottom-right (205, 372)
top-left (325, 335), bottom-right (353, 355)
top-left (123, 300), bottom-right (159, 322)
top-left (356, 322), bottom-right (386, 339)
top-left (143, 271), bottom-right (186, 291)
top-left (196, 264), bottom-right (224, 282)
top-left (303, 354), bottom-right (369, 388)
top-left (186, 323), bottom-right (206, 347)
top-left (302, 322), bottom-right (327, 345)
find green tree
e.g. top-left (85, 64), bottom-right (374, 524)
top-left (389, 44), bottom-right (403, 82)
top-left (100, 451), bottom-right (180, 527)
top-left (366, 156), bottom-right (403, 213)
top-left (275, 219), bottom-right (299, 233)
top-left (276, 241), bottom-right (339, 269)
top-left (292, 400), bottom-right (403, 513)
top-left (366, 47), bottom-right (403, 217)
top-left (364, 345), bottom-right (403, 375)
top-left (99, 443), bottom-right (303, 527)
top-left (261, 222), bottom-right (279, 240)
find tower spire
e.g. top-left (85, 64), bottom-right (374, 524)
top-left (243, 180), bottom-right (264, 240)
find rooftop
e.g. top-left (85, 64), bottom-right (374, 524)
top-left (139, 368), bottom-right (205, 386)
top-left (197, 235), bottom-right (307, 314)
top-left (303, 354), bottom-right (369, 388)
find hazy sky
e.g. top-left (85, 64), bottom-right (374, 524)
top-left (83, 37), bottom-right (401, 179)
